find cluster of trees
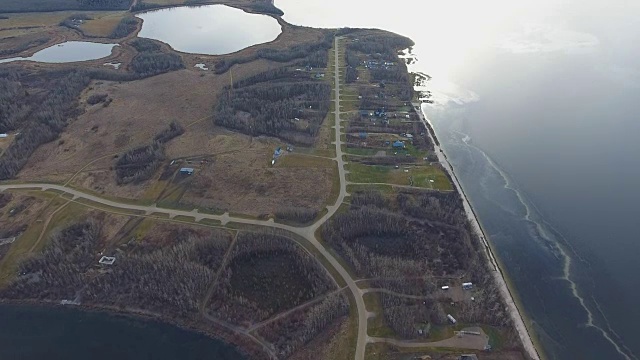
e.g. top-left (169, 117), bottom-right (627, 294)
top-left (345, 50), bottom-right (359, 83)
top-left (214, 71), bottom-right (330, 145)
top-left (1, 218), bottom-right (234, 317)
top-left (323, 192), bottom-right (477, 278)
top-left (115, 143), bottom-right (164, 184)
top-left (207, 232), bottom-right (335, 325)
top-left (131, 51), bottom-right (184, 77)
top-left (129, 38), bottom-right (183, 76)
top-left (274, 206), bottom-right (318, 224)
top-left (2, 221), bottom-right (102, 300)
top-left (77, 0), bottom-right (132, 10)
top-left (153, 120), bottom-right (184, 143)
top-left (0, 73), bottom-right (30, 133)
top-left (381, 294), bottom-right (447, 338)
top-left (109, 16), bottom-right (138, 39)
top-left (213, 33), bottom-right (333, 74)
top-left (0, 37), bottom-right (50, 57)
top-left (246, 1), bottom-right (284, 16)
top-left (86, 93), bottom-right (108, 105)
top-left (129, 38), bottom-right (161, 53)
top-left (257, 292), bottom-right (349, 358)
top-left (115, 121), bottom-right (183, 184)
top-left (86, 234), bottom-right (231, 315)
top-left (0, 70), bottom-right (91, 180)
top-left (347, 32), bottom-right (413, 62)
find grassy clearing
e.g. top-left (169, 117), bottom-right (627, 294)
top-left (347, 163), bottom-right (452, 190)
top-left (277, 154), bottom-right (334, 168)
top-left (363, 292), bottom-right (396, 338)
top-left (345, 147), bottom-right (381, 156)
top-left (79, 12), bottom-right (128, 37)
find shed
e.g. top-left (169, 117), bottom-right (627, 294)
top-left (441, 285), bottom-right (450, 290)
top-left (447, 314), bottom-right (457, 324)
top-left (0, 134), bottom-right (7, 138)
top-left (392, 141), bottom-right (405, 149)
top-left (99, 256), bottom-right (116, 265)
top-left (180, 168), bottom-right (194, 175)
top-left (462, 282), bottom-right (473, 290)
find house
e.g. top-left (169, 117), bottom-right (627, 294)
top-left (0, 134), bottom-right (7, 138)
top-left (180, 167), bottom-right (194, 175)
top-left (392, 140), bottom-right (405, 149)
top-left (462, 282), bottom-right (473, 290)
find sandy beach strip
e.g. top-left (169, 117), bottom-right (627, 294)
top-left (413, 102), bottom-right (541, 360)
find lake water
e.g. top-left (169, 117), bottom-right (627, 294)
top-left (0, 304), bottom-right (245, 360)
top-left (0, 41), bottom-right (117, 64)
top-left (136, 5), bottom-right (282, 55)
top-left (276, 0), bottom-right (640, 359)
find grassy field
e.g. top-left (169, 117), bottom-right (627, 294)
top-left (79, 12), bottom-right (128, 37)
top-left (347, 163), bottom-right (452, 190)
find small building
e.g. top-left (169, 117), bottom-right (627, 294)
top-left (359, 110), bottom-right (370, 117)
top-left (99, 256), bottom-right (116, 265)
top-left (462, 282), bottom-right (473, 290)
top-left (392, 140), bottom-right (405, 149)
top-left (359, 132), bottom-right (368, 139)
top-left (405, 133), bottom-right (414, 139)
top-left (180, 167), bottom-right (194, 175)
top-left (447, 314), bottom-right (457, 324)
top-left (274, 147), bottom-right (283, 158)
top-left (0, 134), bottom-right (7, 138)
top-left (459, 355), bottom-right (479, 360)
top-left (441, 285), bottom-right (450, 290)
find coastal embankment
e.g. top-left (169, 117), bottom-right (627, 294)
top-left (412, 102), bottom-right (541, 360)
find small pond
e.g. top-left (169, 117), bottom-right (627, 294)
top-left (0, 41), bottom-right (117, 64)
top-left (136, 5), bottom-right (282, 55)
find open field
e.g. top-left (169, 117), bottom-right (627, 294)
top-left (0, 0), bottom-right (132, 13)
top-left (347, 163), bottom-right (452, 190)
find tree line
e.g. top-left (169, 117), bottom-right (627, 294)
top-left (114, 120), bottom-right (184, 184)
top-left (207, 232), bottom-right (335, 326)
top-left (0, 37), bottom-right (50, 57)
top-left (214, 70), bottom-right (331, 145)
top-left (257, 292), bottom-right (348, 358)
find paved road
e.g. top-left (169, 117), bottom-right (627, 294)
top-left (0, 36), bottom-right (369, 360)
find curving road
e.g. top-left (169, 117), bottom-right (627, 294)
top-left (0, 36), bottom-right (370, 360)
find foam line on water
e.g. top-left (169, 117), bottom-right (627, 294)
top-left (452, 130), bottom-right (637, 360)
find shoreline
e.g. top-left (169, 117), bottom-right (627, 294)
top-left (0, 298), bottom-right (261, 359)
top-left (412, 102), bottom-right (542, 360)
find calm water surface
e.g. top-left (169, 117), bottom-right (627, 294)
top-left (0, 304), bottom-right (245, 360)
top-left (136, 5), bottom-right (282, 55)
top-left (0, 41), bottom-right (117, 64)
top-left (276, 0), bottom-right (640, 359)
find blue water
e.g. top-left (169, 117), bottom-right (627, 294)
top-left (0, 41), bottom-right (117, 64)
top-left (276, 0), bottom-right (640, 358)
top-left (0, 304), bottom-right (245, 360)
